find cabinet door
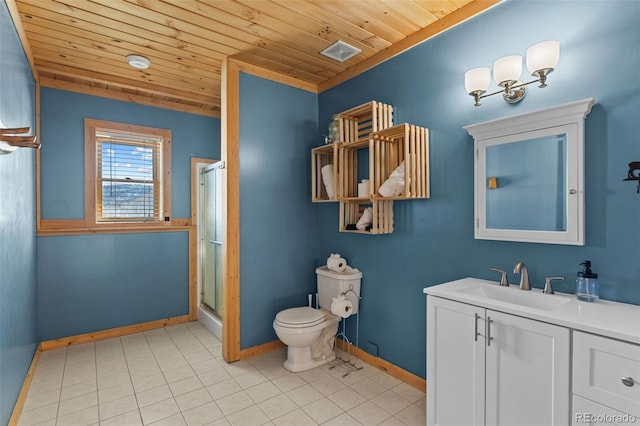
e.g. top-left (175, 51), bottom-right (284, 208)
top-left (427, 296), bottom-right (485, 426)
top-left (485, 310), bottom-right (570, 426)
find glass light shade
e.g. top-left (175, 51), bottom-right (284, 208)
top-left (465, 67), bottom-right (491, 94)
top-left (493, 55), bottom-right (522, 86)
top-left (526, 41), bottom-right (560, 74)
top-left (126, 54), bottom-right (151, 69)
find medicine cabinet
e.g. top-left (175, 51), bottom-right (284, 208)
top-left (464, 98), bottom-right (596, 245)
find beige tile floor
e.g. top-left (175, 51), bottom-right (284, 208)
top-left (17, 322), bottom-right (425, 426)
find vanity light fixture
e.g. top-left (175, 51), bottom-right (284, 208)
top-left (126, 54), bottom-right (151, 70)
top-left (464, 40), bottom-right (560, 106)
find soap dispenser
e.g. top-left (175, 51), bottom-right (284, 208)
top-left (576, 260), bottom-right (599, 302)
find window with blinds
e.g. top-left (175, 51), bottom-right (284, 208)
top-left (85, 119), bottom-right (172, 227)
top-left (95, 132), bottom-right (163, 222)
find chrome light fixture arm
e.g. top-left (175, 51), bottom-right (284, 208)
top-left (472, 74), bottom-right (550, 106)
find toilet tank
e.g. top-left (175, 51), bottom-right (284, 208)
top-left (316, 266), bottom-right (362, 314)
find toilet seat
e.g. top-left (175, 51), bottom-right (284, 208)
top-left (275, 307), bottom-right (326, 328)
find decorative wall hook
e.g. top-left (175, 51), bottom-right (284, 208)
top-left (623, 161), bottom-right (640, 193)
top-left (0, 127), bottom-right (39, 154)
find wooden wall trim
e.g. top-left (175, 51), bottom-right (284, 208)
top-left (230, 59), bottom-right (319, 94)
top-left (221, 58), bottom-right (241, 363)
top-left (39, 77), bottom-right (220, 118)
top-left (40, 316), bottom-right (190, 351)
top-left (188, 227), bottom-right (198, 321)
top-left (37, 222), bottom-right (193, 236)
top-left (5, 0), bottom-right (38, 83)
top-left (35, 82), bottom-right (41, 231)
top-left (239, 340), bottom-right (285, 360)
top-left (336, 340), bottom-right (427, 392)
top-left (239, 339), bottom-right (425, 393)
top-left (7, 344), bottom-right (41, 426)
top-left (317, 0), bottom-right (502, 93)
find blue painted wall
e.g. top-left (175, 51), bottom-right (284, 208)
top-left (317, 0), bottom-right (640, 378)
top-left (238, 73), bottom-right (319, 348)
top-left (38, 89), bottom-right (220, 339)
top-left (0, 2), bottom-right (38, 424)
top-left (40, 88), bottom-right (221, 219)
top-left (38, 232), bottom-right (189, 340)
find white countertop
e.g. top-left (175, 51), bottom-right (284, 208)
top-left (424, 277), bottom-right (640, 344)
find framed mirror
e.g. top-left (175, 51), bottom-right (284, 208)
top-left (465, 98), bottom-right (596, 245)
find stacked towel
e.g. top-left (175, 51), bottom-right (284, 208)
top-left (356, 207), bottom-right (373, 231)
top-left (378, 161), bottom-right (405, 197)
top-left (321, 164), bottom-right (335, 199)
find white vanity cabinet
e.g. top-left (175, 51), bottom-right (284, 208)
top-left (427, 296), bottom-right (571, 426)
top-left (572, 331), bottom-right (640, 425)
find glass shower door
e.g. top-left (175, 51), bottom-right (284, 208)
top-left (202, 161), bottom-right (224, 318)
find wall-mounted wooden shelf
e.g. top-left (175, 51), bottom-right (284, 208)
top-left (312, 143), bottom-right (339, 202)
top-left (370, 123), bottom-right (430, 199)
top-left (338, 101), bottom-right (393, 144)
top-left (312, 101), bottom-right (430, 234)
top-left (339, 199), bottom-right (394, 235)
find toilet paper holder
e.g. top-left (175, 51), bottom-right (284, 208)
top-left (340, 284), bottom-right (360, 299)
top-left (329, 284), bottom-right (362, 377)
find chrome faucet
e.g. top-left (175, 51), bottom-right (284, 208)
top-left (544, 276), bottom-right (565, 295)
top-left (513, 262), bottom-right (530, 290)
top-left (490, 268), bottom-right (509, 286)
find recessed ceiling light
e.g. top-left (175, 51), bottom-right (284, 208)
top-left (126, 54), bottom-right (151, 69)
top-left (320, 40), bottom-right (361, 62)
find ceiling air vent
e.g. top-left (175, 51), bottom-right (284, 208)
top-left (320, 40), bottom-right (361, 62)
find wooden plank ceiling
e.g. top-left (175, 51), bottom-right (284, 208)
top-left (12, 0), bottom-right (500, 117)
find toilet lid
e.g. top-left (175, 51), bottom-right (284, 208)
top-left (276, 307), bottom-right (326, 327)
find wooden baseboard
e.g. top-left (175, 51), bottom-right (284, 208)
top-left (336, 339), bottom-right (426, 392)
top-left (239, 339), bottom-right (285, 360)
top-left (40, 315), bottom-right (190, 351)
top-left (8, 344), bottom-right (42, 426)
top-left (238, 338), bottom-right (426, 392)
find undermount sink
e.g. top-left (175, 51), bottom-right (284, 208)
top-left (456, 283), bottom-right (573, 311)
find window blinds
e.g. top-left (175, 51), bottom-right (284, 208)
top-left (95, 132), bottom-right (163, 222)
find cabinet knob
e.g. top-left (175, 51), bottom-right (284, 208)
top-left (621, 377), bottom-right (635, 387)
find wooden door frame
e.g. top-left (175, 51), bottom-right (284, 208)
top-left (221, 58), bottom-right (241, 362)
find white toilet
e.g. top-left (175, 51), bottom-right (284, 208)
top-left (273, 266), bottom-right (362, 372)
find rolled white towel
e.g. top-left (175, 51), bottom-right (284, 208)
top-left (378, 161), bottom-right (405, 197)
top-left (356, 207), bottom-right (373, 231)
top-left (321, 164), bottom-right (335, 199)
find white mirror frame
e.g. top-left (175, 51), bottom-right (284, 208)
top-left (464, 98), bottom-right (596, 245)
